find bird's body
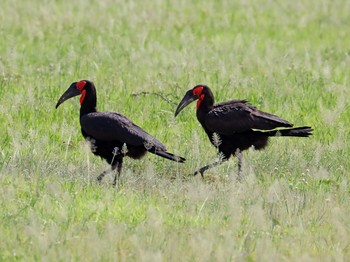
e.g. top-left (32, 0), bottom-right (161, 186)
top-left (80, 112), bottom-right (170, 161)
top-left (56, 80), bottom-right (185, 185)
top-left (175, 85), bottom-right (313, 179)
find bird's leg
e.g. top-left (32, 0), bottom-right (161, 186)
top-left (112, 159), bottom-right (123, 187)
top-left (235, 149), bottom-right (243, 181)
top-left (97, 167), bottom-right (114, 183)
top-left (97, 161), bottom-right (119, 183)
top-left (193, 159), bottom-right (228, 178)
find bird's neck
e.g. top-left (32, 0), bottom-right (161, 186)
top-left (80, 86), bottom-right (97, 116)
top-left (196, 107), bottom-right (209, 125)
top-left (196, 93), bottom-right (214, 114)
top-left (196, 105), bottom-right (212, 127)
top-left (196, 92), bottom-right (214, 127)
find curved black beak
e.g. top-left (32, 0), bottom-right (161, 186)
top-left (55, 83), bottom-right (80, 109)
top-left (175, 90), bottom-right (197, 117)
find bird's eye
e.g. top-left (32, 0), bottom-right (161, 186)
top-left (76, 81), bottom-right (86, 91)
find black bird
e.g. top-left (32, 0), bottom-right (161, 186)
top-left (56, 80), bottom-right (185, 185)
top-left (175, 85), bottom-right (313, 179)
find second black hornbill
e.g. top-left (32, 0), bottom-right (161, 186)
top-left (175, 85), bottom-right (313, 179)
top-left (56, 80), bottom-right (185, 185)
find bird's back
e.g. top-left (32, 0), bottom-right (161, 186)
top-left (80, 112), bottom-right (167, 151)
top-left (204, 99), bottom-right (292, 135)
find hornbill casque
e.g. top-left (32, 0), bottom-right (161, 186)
top-left (56, 80), bottom-right (185, 185)
top-left (175, 85), bottom-right (313, 179)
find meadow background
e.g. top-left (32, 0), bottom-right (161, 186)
top-left (1, 0), bottom-right (349, 260)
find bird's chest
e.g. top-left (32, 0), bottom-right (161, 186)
top-left (81, 130), bottom-right (99, 154)
top-left (81, 129), bottom-right (107, 156)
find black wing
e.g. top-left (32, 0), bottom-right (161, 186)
top-left (205, 100), bottom-right (293, 134)
top-left (80, 112), bottom-right (167, 150)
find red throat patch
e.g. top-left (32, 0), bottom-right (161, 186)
top-left (196, 94), bottom-right (205, 108)
top-left (80, 90), bottom-right (86, 105)
top-left (76, 81), bottom-right (86, 91)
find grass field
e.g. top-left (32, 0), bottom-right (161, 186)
top-left (1, 0), bottom-right (350, 260)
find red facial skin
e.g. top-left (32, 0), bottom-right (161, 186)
top-left (193, 86), bottom-right (204, 108)
top-left (76, 81), bottom-right (87, 105)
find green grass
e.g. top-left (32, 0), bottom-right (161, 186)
top-left (1, 0), bottom-right (350, 260)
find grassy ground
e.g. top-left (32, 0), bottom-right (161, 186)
top-left (1, 0), bottom-right (350, 260)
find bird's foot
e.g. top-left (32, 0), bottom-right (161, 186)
top-left (112, 177), bottom-right (123, 189)
top-left (97, 174), bottom-right (104, 183)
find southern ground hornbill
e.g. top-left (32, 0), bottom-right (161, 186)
top-left (175, 85), bottom-right (313, 179)
top-left (56, 80), bottom-right (185, 185)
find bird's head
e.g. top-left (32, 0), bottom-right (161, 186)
top-left (55, 80), bottom-right (94, 108)
top-left (175, 85), bottom-right (212, 117)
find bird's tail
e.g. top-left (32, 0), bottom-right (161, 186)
top-left (149, 149), bottom-right (186, 163)
top-left (267, 126), bottom-right (313, 137)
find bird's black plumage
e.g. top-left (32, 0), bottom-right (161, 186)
top-left (56, 80), bottom-right (185, 185)
top-left (175, 85), bottom-right (313, 179)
